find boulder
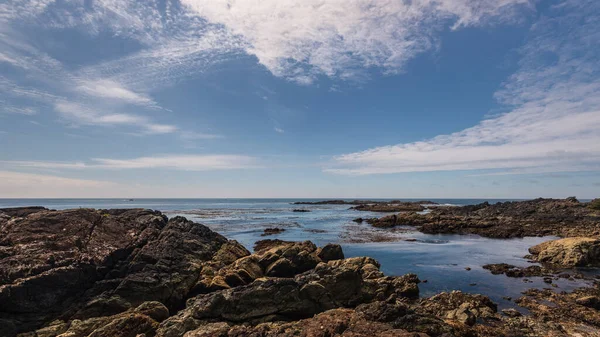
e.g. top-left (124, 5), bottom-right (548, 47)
top-left (528, 237), bottom-right (600, 267)
top-left (316, 243), bottom-right (345, 261)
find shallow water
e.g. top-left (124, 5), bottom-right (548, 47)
top-left (1, 198), bottom-right (596, 308)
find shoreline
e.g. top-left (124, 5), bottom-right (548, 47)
top-left (1, 199), bottom-right (600, 336)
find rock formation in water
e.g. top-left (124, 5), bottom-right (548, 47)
top-left (368, 198), bottom-right (600, 238)
top-left (3, 206), bottom-right (600, 337)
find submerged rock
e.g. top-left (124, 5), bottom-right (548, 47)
top-left (528, 237), bottom-right (600, 267)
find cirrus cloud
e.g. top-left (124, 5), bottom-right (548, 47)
top-left (327, 0), bottom-right (600, 176)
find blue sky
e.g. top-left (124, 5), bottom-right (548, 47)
top-left (1, 0), bottom-right (599, 198)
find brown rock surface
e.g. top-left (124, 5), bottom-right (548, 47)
top-left (528, 237), bottom-right (600, 267)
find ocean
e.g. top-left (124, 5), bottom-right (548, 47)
top-left (0, 198), bottom-right (594, 309)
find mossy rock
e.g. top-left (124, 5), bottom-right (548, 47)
top-left (589, 199), bottom-right (600, 211)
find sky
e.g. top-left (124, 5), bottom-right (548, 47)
top-left (0, 0), bottom-right (599, 199)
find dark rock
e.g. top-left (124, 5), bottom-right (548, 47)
top-left (351, 203), bottom-right (425, 212)
top-left (482, 263), bottom-right (546, 277)
top-left (575, 296), bottom-right (600, 309)
top-left (292, 209), bottom-right (311, 212)
top-left (316, 243), bottom-right (344, 261)
top-left (366, 198), bottom-right (600, 238)
top-left (0, 208), bottom-right (228, 333)
top-left (260, 227), bottom-right (285, 236)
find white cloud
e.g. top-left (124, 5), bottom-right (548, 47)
top-left (54, 101), bottom-right (177, 134)
top-left (2, 106), bottom-right (37, 115)
top-left (182, 0), bottom-right (532, 83)
top-left (76, 79), bottom-right (157, 108)
top-left (93, 155), bottom-right (259, 170)
top-left (328, 0), bottom-right (600, 176)
top-left (274, 127), bottom-right (285, 134)
top-left (0, 155), bottom-right (260, 171)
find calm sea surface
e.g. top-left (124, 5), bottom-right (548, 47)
top-left (1, 198), bottom-right (596, 309)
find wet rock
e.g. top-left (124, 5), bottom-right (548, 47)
top-left (482, 263), bottom-right (547, 277)
top-left (292, 209), bottom-right (311, 212)
top-left (528, 237), bottom-right (600, 267)
top-left (260, 227), bottom-right (285, 236)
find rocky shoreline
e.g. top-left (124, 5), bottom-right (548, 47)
top-left (2, 206), bottom-right (600, 336)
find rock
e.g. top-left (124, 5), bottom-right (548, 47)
top-left (575, 296), bottom-right (600, 309)
top-left (260, 227), bottom-right (285, 236)
top-left (316, 243), bottom-right (344, 261)
top-left (465, 267), bottom-right (471, 271)
top-left (482, 263), bottom-right (546, 277)
top-left (417, 291), bottom-right (497, 327)
top-left (157, 257), bottom-right (420, 334)
top-left (589, 198), bottom-right (600, 211)
top-left (0, 319), bottom-right (17, 337)
top-left (134, 301), bottom-right (170, 322)
top-left (292, 209), bottom-right (311, 212)
top-left (351, 203), bottom-right (425, 212)
top-left (366, 198), bottom-right (600, 238)
top-left (0, 208), bottom-right (229, 333)
top-left (501, 308), bottom-right (522, 317)
top-left (529, 237), bottom-right (600, 267)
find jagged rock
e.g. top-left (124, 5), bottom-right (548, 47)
top-left (157, 257), bottom-right (420, 335)
top-left (416, 291), bottom-right (497, 327)
top-left (0, 208), bottom-right (229, 333)
top-left (528, 237), bottom-right (600, 267)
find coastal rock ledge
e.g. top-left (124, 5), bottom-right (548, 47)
top-left (3, 207), bottom-right (600, 337)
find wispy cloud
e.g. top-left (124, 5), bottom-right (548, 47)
top-left (1, 154), bottom-right (261, 171)
top-left (274, 127), bottom-right (285, 134)
top-left (2, 106), bottom-right (37, 115)
top-left (327, 0), bottom-right (600, 176)
top-left (76, 79), bottom-right (159, 108)
top-left (54, 101), bottom-right (178, 134)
